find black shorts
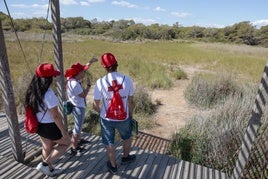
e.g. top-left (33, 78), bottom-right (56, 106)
top-left (37, 122), bottom-right (62, 140)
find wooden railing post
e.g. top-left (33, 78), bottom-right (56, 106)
top-left (231, 64), bottom-right (268, 178)
top-left (50, 0), bottom-right (67, 128)
top-left (0, 19), bottom-right (24, 162)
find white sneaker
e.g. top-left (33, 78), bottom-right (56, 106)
top-left (36, 162), bottom-right (53, 176)
top-left (52, 167), bottom-right (64, 176)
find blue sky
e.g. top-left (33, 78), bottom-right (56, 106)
top-left (1, 0), bottom-right (268, 28)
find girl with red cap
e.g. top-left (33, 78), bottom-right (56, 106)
top-left (25, 63), bottom-right (71, 177)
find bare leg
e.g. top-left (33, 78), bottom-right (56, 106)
top-left (40, 136), bottom-right (70, 169)
top-left (106, 145), bottom-right (116, 167)
top-left (72, 133), bottom-right (81, 149)
top-left (40, 137), bottom-right (54, 165)
top-left (122, 138), bottom-right (132, 158)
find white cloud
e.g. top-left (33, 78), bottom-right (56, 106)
top-left (171, 12), bottom-right (191, 18)
top-left (11, 4), bottom-right (48, 9)
top-left (80, 0), bottom-right (104, 6)
top-left (10, 3), bottom-right (48, 18)
top-left (80, 1), bottom-right (90, 6)
top-left (112, 1), bottom-right (138, 8)
top-left (32, 4), bottom-right (48, 9)
top-left (154, 6), bottom-right (165, 12)
top-left (252, 19), bottom-right (268, 28)
top-left (133, 17), bottom-right (157, 25)
top-left (196, 23), bottom-right (225, 28)
top-left (61, 0), bottom-right (78, 5)
top-left (10, 4), bottom-right (27, 8)
top-left (88, 0), bottom-right (105, 2)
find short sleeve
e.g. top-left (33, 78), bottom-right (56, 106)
top-left (93, 79), bottom-right (102, 100)
top-left (44, 89), bottom-right (59, 109)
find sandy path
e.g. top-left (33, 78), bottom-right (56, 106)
top-left (143, 79), bottom-right (195, 139)
top-left (143, 65), bottom-right (210, 139)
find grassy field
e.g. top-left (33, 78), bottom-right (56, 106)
top-left (3, 33), bottom-right (268, 116)
top-left (5, 34), bottom-right (268, 86)
top-left (3, 33), bottom-right (268, 175)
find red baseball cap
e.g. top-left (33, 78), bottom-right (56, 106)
top-left (64, 63), bottom-right (89, 78)
top-left (36, 63), bottom-right (60, 77)
top-left (101, 53), bottom-right (118, 68)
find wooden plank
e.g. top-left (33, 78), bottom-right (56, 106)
top-left (138, 152), bottom-right (158, 178)
top-left (150, 153), bottom-right (170, 178)
top-left (0, 122), bottom-right (229, 179)
top-left (0, 160), bottom-right (19, 176)
top-left (195, 164), bottom-right (203, 178)
top-left (147, 133), bottom-right (157, 151)
top-left (170, 159), bottom-right (183, 178)
top-left (162, 157), bottom-right (178, 179)
top-left (59, 135), bottom-right (103, 179)
top-left (0, 157), bottom-right (17, 175)
top-left (6, 164), bottom-right (35, 178)
top-left (120, 147), bottom-right (145, 178)
top-left (89, 144), bottom-right (123, 179)
top-left (1, 161), bottom-right (27, 178)
top-left (112, 146), bottom-right (139, 178)
top-left (180, 161), bottom-right (191, 179)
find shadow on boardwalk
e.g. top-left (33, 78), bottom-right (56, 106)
top-left (0, 117), bottom-right (227, 179)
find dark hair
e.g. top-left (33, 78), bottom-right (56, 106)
top-left (106, 63), bottom-right (118, 72)
top-left (24, 75), bottom-right (53, 114)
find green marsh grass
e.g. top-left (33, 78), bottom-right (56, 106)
top-left (3, 35), bottom-right (268, 129)
top-left (184, 72), bottom-right (238, 108)
top-left (3, 33), bottom-right (268, 174)
top-left (170, 73), bottom-right (266, 174)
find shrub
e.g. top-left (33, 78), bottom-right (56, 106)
top-left (170, 82), bottom-right (258, 173)
top-left (170, 66), bottom-right (188, 80)
top-left (133, 85), bottom-right (157, 115)
top-left (184, 72), bottom-right (238, 108)
top-left (83, 110), bottom-right (101, 136)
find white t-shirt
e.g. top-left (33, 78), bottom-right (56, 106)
top-left (66, 78), bottom-right (86, 108)
top-left (36, 88), bottom-right (59, 123)
top-left (93, 71), bottom-right (134, 121)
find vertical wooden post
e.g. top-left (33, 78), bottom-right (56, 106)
top-left (0, 19), bottom-right (24, 162)
top-left (50, 0), bottom-right (67, 127)
top-left (231, 64), bottom-right (268, 178)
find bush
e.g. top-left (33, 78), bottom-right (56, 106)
top-left (170, 82), bottom-right (258, 173)
top-left (83, 110), bottom-right (101, 136)
top-left (184, 72), bottom-right (238, 108)
top-left (133, 85), bottom-right (157, 115)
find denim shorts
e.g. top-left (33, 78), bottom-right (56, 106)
top-left (100, 117), bottom-right (132, 146)
top-left (72, 106), bottom-right (85, 134)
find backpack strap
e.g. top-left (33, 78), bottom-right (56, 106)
top-left (105, 76), bottom-right (125, 92)
top-left (39, 107), bottom-right (48, 123)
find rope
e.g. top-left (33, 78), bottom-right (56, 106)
top-left (3, 0), bottom-right (32, 74)
top-left (3, 0), bottom-right (51, 158)
top-left (3, 0), bottom-right (51, 71)
top-left (38, 0), bottom-right (51, 63)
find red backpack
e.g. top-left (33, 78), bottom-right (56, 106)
top-left (105, 76), bottom-right (127, 120)
top-left (24, 106), bottom-right (47, 134)
top-left (24, 106), bottom-right (39, 133)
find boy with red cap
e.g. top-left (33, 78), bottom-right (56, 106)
top-left (65, 58), bottom-right (97, 156)
top-left (93, 53), bottom-right (136, 174)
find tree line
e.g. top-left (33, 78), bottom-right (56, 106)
top-left (1, 11), bottom-right (268, 47)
